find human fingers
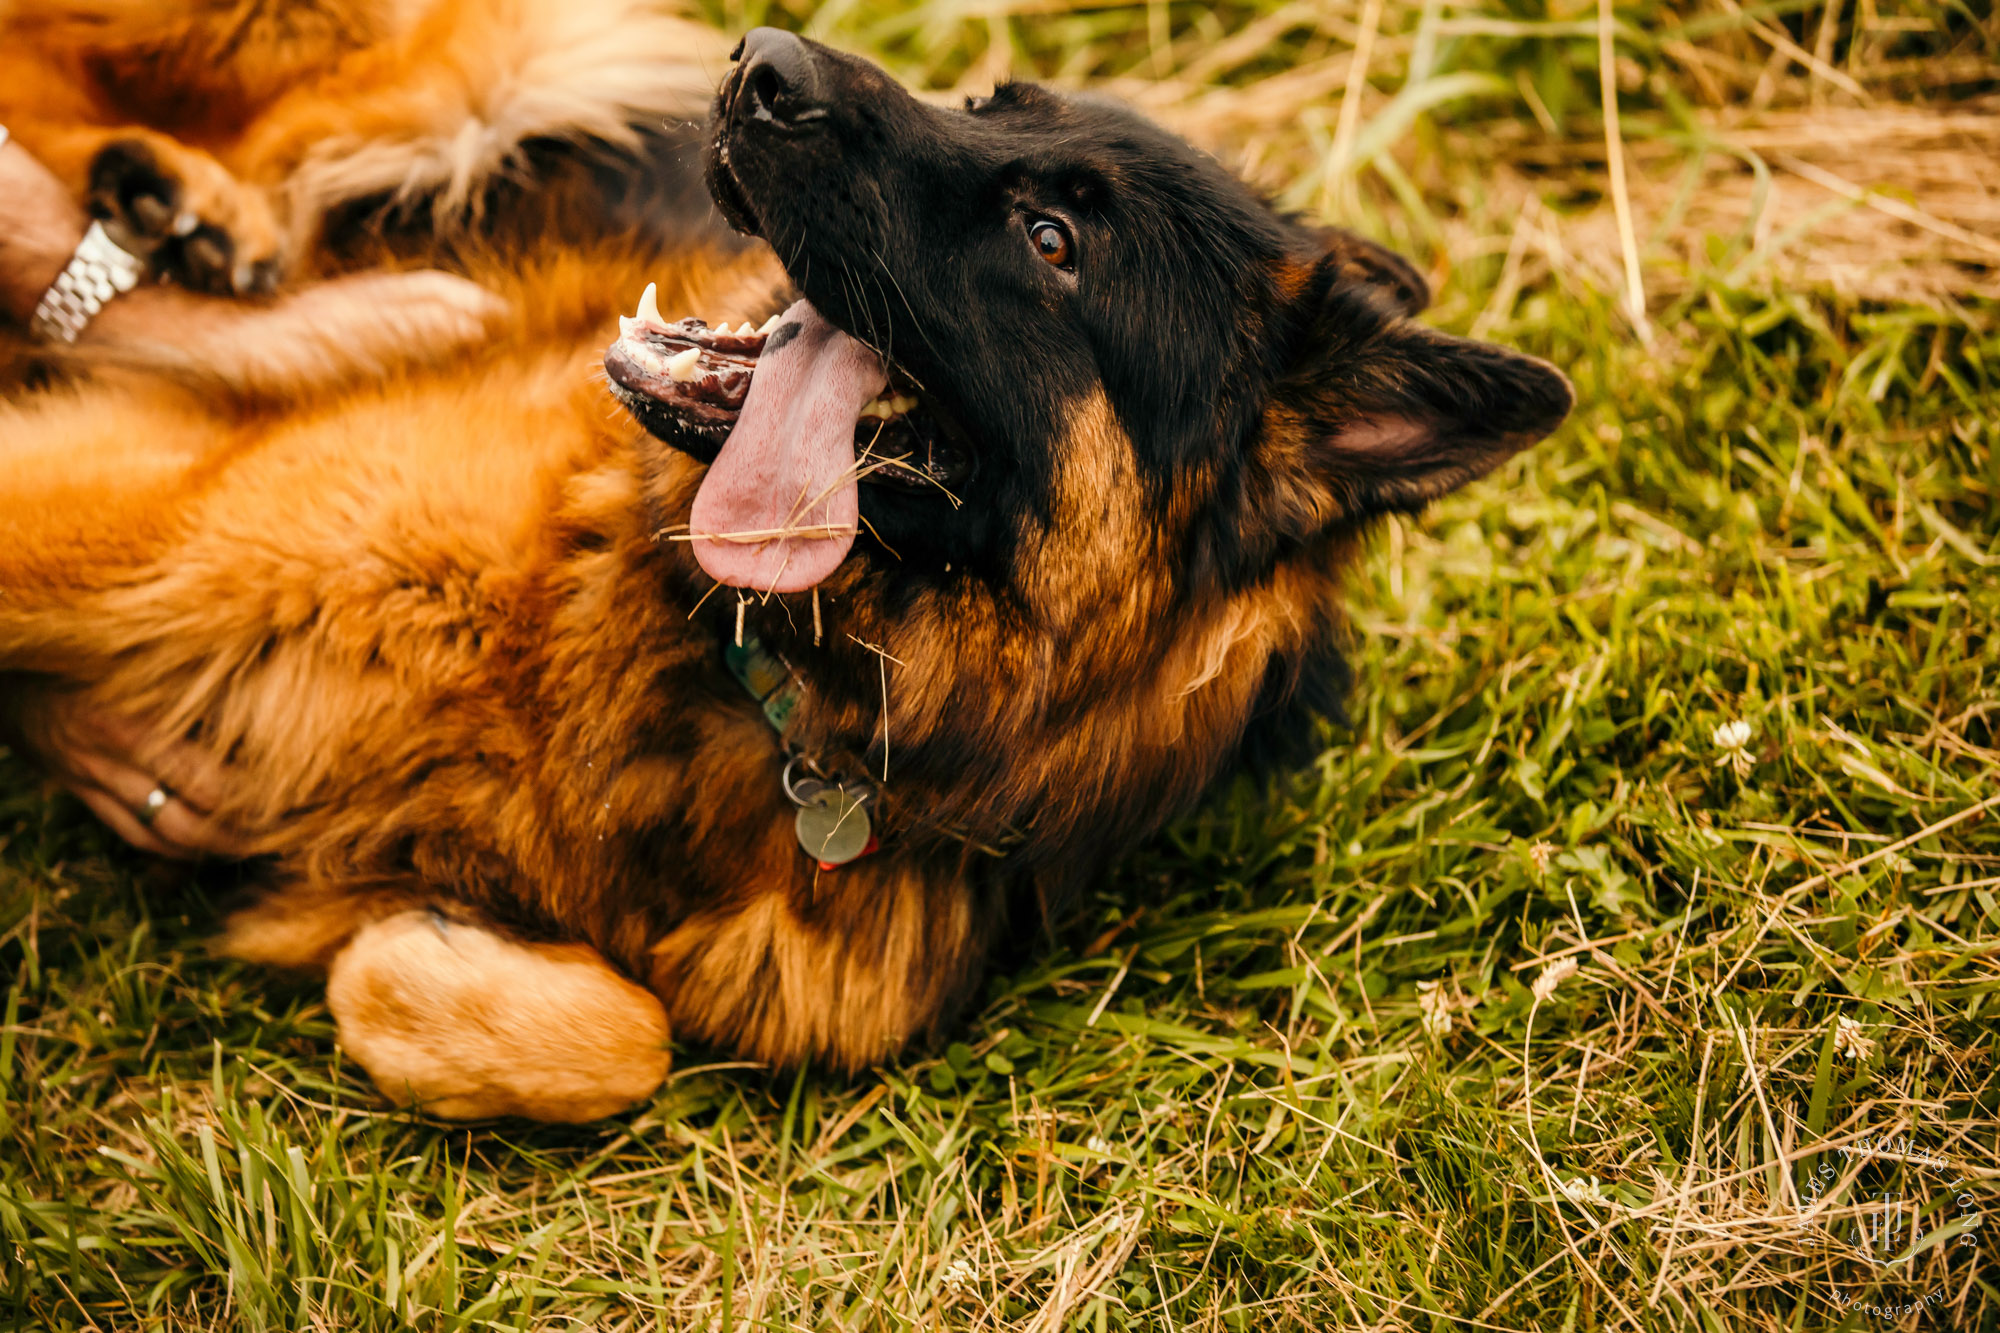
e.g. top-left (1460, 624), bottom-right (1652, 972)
top-left (64, 743), bottom-right (251, 859)
top-left (73, 710), bottom-right (231, 817)
top-left (62, 774), bottom-right (192, 860)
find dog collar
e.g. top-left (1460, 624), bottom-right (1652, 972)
top-left (724, 633), bottom-right (803, 731)
top-left (724, 629), bottom-right (1028, 866)
top-left (726, 632), bottom-right (880, 870)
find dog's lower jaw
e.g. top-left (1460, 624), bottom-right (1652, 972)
top-left (326, 911), bottom-right (671, 1122)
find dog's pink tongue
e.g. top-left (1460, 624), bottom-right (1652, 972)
top-left (689, 300), bottom-right (885, 592)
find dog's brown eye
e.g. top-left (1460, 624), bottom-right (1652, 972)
top-left (1029, 219), bottom-right (1073, 269)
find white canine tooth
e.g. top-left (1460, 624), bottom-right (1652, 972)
top-left (757, 315), bottom-right (780, 334)
top-left (665, 346), bottom-right (702, 381)
top-left (618, 315), bottom-right (637, 337)
top-left (636, 282), bottom-right (663, 325)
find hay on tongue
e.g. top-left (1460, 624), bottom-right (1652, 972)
top-left (688, 300), bottom-right (886, 593)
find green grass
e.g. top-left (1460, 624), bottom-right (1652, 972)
top-left (5, 1), bottom-right (1998, 1329)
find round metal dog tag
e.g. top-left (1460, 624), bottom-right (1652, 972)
top-left (796, 788), bottom-right (872, 866)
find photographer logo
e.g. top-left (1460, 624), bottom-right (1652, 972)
top-left (1794, 1130), bottom-right (1985, 1321)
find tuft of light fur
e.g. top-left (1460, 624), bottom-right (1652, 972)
top-left (269, 0), bottom-right (730, 226)
top-left (329, 910), bottom-right (672, 1121)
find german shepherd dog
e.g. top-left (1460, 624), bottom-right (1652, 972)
top-left (0, 26), bottom-right (1571, 1121)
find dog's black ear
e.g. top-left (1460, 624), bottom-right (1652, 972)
top-left (1253, 257), bottom-right (1572, 536)
top-left (1308, 225), bottom-right (1431, 315)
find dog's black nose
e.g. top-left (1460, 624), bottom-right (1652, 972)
top-left (733, 27), bottom-right (823, 124)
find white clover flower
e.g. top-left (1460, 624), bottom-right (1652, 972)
top-left (1712, 719), bottom-right (1755, 779)
top-left (1834, 1015), bottom-right (1877, 1061)
top-left (1528, 840), bottom-right (1556, 877)
top-left (1417, 979), bottom-right (1477, 1038)
top-left (1085, 1135), bottom-right (1112, 1154)
top-left (939, 1257), bottom-right (978, 1294)
top-left (1532, 956), bottom-right (1580, 1004)
top-left (1558, 1175), bottom-right (1613, 1208)
top-left (1416, 980), bottom-right (1455, 1037)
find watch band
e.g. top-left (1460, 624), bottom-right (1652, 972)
top-left (29, 219), bottom-right (148, 343)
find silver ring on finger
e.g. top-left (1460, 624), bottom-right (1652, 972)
top-left (136, 783), bottom-right (173, 828)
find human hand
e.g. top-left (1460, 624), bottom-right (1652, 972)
top-left (5, 691), bottom-right (250, 861)
top-left (0, 127), bottom-right (96, 324)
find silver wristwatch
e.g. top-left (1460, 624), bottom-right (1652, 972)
top-left (3, 124), bottom-right (152, 343)
top-left (30, 219), bottom-right (149, 344)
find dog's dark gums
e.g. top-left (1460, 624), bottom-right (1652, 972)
top-left (3, 29), bottom-right (1571, 1120)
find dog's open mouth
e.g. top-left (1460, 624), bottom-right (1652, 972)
top-left (605, 287), bottom-right (967, 592)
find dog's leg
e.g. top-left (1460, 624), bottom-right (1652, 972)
top-left (647, 860), bottom-right (987, 1073)
top-left (270, 899), bottom-right (672, 1123)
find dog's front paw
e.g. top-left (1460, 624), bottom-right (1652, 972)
top-left (88, 136), bottom-right (286, 296)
